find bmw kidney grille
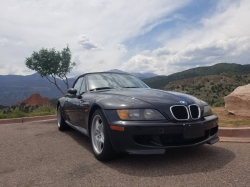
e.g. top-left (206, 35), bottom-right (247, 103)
top-left (170, 105), bottom-right (200, 120)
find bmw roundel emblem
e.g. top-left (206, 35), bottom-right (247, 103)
top-left (180, 101), bottom-right (187, 105)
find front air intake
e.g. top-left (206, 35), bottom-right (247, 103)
top-left (170, 106), bottom-right (189, 120)
top-left (189, 105), bottom-right (200, 119)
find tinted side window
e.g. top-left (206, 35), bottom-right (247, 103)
top-left (73, 77), bottom-right (84, 95)
top-left (79, 77), bottom-right (86, 94)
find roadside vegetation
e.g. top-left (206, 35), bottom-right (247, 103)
top-left (0, 104), bottom-right (56, 119)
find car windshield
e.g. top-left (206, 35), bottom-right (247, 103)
top-left (87, 73), bottom-right (149, 91)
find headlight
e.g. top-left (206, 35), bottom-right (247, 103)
top-left (117, 109), bottom-right (165, 120)
top-left (203, 106), bottom-right (213, 116)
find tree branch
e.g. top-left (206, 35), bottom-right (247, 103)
top-left (59, 74), bottom-right (69, 89)
top-left (60, 74), bottom-right (69, 90)
top-left (45, 76), bottom-right (65, 95)
top-left (62, 78), bottom-right (67, 85)
top-left (65, 75), bottom-right (69, 90)
top-left (45, 76), bottom-right (54, 84)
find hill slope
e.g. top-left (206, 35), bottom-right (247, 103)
top-left (143, 63), bottom-right (250, 89)
top-left (164, 74), bottom-right (250, 107)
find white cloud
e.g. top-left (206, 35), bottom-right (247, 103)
top-left (0, 63), bottom-right (6, 68)
top-left (0, 0), bottom-right (191, 75)
top-left (117, 44), bottom-right (127, 53)
top-left (96, 59), bottom-right (105, 64)
top-left (122, 0), bottom-right (250, 75)
top-left (122, 37), bottom-right (250, 75)
top-left (0, 38), bottom-right (8, 46)
top-left (152, 47), bottom-right (176, 57)
top-left (121, 55), bottom-right (157, 73)
top-left (1, 0), bottom-right (250, 76)
top-left (78, 35), bottom-right (103, 51)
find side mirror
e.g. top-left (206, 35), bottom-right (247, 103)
top-left (68, 88), bottom-right (77, 95)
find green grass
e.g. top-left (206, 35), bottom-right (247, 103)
top-left (0, 105), bottom-right (56, 119)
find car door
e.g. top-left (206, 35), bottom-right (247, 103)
top-left (78, 77), bottom-right (91, 130)
top-left (64, 77), bottom-right (84, 125)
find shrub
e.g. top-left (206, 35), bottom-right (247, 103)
top-left (0, 105), bottom-right (56, 119)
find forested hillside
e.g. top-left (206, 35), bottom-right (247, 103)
top-left (143, 63), bottom-right (250, 89)
top-left (164, 74), bottom-right (250, 106)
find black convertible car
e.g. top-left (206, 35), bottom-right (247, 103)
top-left (57, 72), bottom-right (219, 160)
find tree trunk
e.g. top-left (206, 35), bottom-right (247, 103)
top-left (45, 76), bottom-right (65, 95)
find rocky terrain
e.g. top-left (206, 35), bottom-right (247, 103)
top-left (224, 84), bottom-right (250, 117)
top-left (17, 93), bottom-right (50, 107)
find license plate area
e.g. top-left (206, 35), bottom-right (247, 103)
top-left (183, 123), bottom-right (204, 139)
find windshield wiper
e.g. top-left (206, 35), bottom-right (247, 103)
top-left (90, 87), bottom-right (112, 91)
top-left (122, 86), bottom-right (139, 88)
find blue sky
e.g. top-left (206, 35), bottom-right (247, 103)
top-left (124, 0), bottom-right (218, 52)
top-left (0, 0), bottom-right (249, 76)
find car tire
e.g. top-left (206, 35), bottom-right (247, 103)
top-left (90, 109), bottom-right (117, 161)
top-left (57, 106), bottom-right (69, 131)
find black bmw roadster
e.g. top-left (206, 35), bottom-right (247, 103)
top-left (57, 72), bottom-right (219, 160)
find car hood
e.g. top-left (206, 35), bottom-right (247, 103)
top-left (99, 88), bottom-right (202, 107)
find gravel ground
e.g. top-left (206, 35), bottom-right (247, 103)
top-left (0, 120), bottom-right (249, 187)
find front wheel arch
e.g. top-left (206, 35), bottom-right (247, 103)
top-left (88, 104), bottom-right (102, 135)
top-left (57, 105), bottom-right (69, 131)
top-left (90, 109), bottom-right (117, 160)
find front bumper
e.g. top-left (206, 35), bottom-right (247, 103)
top-left (104, 111), bottom-right (219, 154)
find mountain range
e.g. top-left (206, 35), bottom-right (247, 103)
top-left (143, 63), bottom-right (250, 89)
top-left (0, 70), bottom-right (158, 105)
top-left (1, 63), bottom-right (249, 106)
top-left (0, 73), bottom-right (74, 106)
top-left (143, 63), bottom-right (250, 107)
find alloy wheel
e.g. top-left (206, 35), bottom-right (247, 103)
top-left (91, 115), bottom-right (105, 155)
top-left (57, 108), bottom-right (61, 127)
